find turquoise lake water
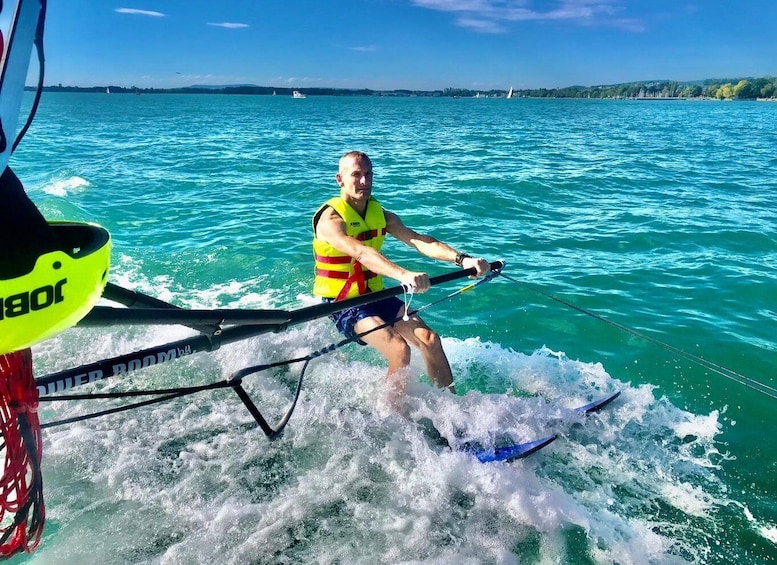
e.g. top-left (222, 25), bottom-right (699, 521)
top-left (7, 92), bottom-right (777, 563)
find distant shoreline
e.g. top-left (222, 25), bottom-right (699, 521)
top-left (27, 76), bottom-right (777, 101)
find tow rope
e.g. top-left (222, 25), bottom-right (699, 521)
top-left (498, 271), bottom-right (777, 401)
top-left (0, 349), bottom-right (44, 558)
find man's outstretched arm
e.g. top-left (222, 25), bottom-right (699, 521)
top-left (384, 210), bottom-right (491, 276)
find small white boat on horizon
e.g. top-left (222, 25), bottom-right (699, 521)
top-left (507, 86), bottom-right (513, 99)
top-left (292, 90), bottom-right (306, 98)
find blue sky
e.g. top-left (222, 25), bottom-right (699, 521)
top-left (38, 1), bottom-right (777, 90)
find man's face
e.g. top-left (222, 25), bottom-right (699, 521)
top-left (337, 156), bottom-right (373, 203)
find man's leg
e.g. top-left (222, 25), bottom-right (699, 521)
top-left (353, 316), bottom-right (413, 403)
top-left (394, 315), bottom-right (455, 393)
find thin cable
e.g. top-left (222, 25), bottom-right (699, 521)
top-left (39, 382), bottom-right (234, 429)
top-left (12, 0), bottom-right (46, 154)
top-left (500, 272), bottom-right (777, 401)
top-left (401, 283), bottom-right (415, 321)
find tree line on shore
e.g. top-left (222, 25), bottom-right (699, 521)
top-left (494, 76), bottom-right (777, 100)
top-left (33, 76), bottom-right (777, 100)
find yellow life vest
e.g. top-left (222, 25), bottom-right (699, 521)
top-left (312, 196), bottom-right (386, 300)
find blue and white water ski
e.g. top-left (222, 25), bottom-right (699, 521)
top-left (460, 434), bottom-right (558, 463)
top-left (417, 390), bottom-right (621, 464)
top-left (573, 391), bottom-right (621, 414)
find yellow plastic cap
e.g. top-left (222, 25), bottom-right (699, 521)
top-left (0, 222), bottom-right (110, 354)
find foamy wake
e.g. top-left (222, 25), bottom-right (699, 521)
top-left (26, 275), bottom-right (740, 564)
top-left (41, 175), bottom-right (90, 197)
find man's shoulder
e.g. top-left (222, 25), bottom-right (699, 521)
top-left (315, 203), bottom-right (341, 223)
top-left (383, 208), bottom-right (400, 224)
top-left (313, 199), bottom-right (343, 233)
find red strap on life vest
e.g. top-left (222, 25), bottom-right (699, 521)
top-left (315, 269), bottom-right (349, 280)
top-left (314, 254), bottom-right (352, 265)
top-left (355, 228), bottom-right (386, 242)
top-left (315, 268), bottom-right (377, 281)
top-left (315, 225), bottom-right (386, 299)
top-left (336, 262), bottom-right (368, 301)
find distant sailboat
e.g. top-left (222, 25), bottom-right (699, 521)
top-left (105, 87), bottom-right (110, 94)
top-left (506, 87), bottom-right (513, 99)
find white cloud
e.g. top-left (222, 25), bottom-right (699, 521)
top-left (456, 17), bottom-right (506, 33)
top-left (280, 76), bottom-right (325, 85)
top-left (349, 45), bottom-right (380, 52)
top-left (115, 8), bottom-right (165, 17)
top-left (207, 22), bottom-right (250, 29)
top-left (411, 0), bottom-right (645, 33)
